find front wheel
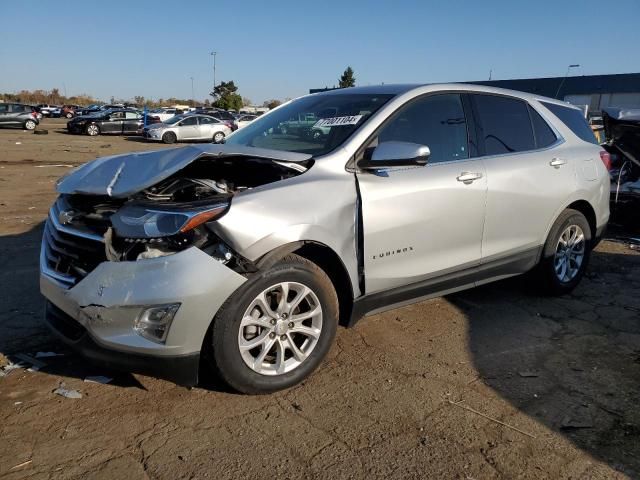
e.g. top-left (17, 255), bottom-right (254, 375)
top-left (536, 209), bottom-right (591, 295)
top-left (210, 254), bottom-right (338, 394)
top-left (65, 112), bottom-right (73, 119)
top-left (86, 124), bottom-right (100, 136)
top-left (162, 131), bottom-right (177, 144)
top-left (213, 131), bottom-right (225, 144)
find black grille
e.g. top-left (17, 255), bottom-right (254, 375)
top-left (42, 197), bottom-right (107, 286)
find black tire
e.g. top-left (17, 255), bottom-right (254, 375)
top-left (210, 254), bottom-right (339, 394)
top-left (162, 131), bottom-right (177, 144)
top-left (212, 131), bottom-right (225, 144)
top-left (23, 119), bottom-right (37, 130)
top-left (65, 112), bottom-right (73, 119)
top-left (536, 209), bottom-right (592, 295)
top-left (85, 123), bottom-right (100, 136)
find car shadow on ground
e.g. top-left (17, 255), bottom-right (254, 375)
top-left (447, 247), bottom-right (640, 478)
top-left (1, 222), bottom-right (639, 474)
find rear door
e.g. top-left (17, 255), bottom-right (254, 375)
top-left (470, 93), bottom-right (573, 262)
top-left (357, 93), bottom-right (487, 293)
top-left (197, 115), bottom-right (218, 139)
top-left (123, 111), bottom-right (142, 133)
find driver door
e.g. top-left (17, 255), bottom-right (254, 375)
top-left (356, 93), bottom-right (487, 293)
top-left (178, 116), bottom-right (199, 139)
top-left (104, 111), bottom-right (124, 133)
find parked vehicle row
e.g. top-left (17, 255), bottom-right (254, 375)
top-left (40, 84), bottom-right (609, 394)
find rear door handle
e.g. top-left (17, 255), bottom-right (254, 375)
top-left (456, 171), bottom-right (483, 184)
top-left (549, 157), bottom-right (567, 168)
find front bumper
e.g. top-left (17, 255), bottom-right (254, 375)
top-left (40, 244), bottom-right (247, 385)
top-left (45, 301), bottom-right (201, 386)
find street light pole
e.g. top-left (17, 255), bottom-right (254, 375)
top-left (210, 51), bottom-right (217, 93)
top-left (190, 76), bottom-right (195, 107)
top-left (555, 64), bottom-right (580, 99)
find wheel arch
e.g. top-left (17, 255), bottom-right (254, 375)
top-left (256, 241), bottom-right (354, 328)
top-left (565, 200), bottom-right (597, 240)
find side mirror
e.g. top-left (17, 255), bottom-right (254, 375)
top-left (357, 141), bottom-right (430, 169)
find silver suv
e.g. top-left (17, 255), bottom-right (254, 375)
top-left (40, 84), bottom-right (609, 393)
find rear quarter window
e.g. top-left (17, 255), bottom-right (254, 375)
top-left (540, 101), bottom-right (598, 144)
top-left (528, 105), bottom-right (557, 148)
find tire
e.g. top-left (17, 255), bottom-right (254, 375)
top-left (162, 132), bottom-right (177, 144)
top-left (86, 124), bottom-right (100, 136)
top-left (213, 131), bottom-right (225, 144)
top-left (65, 112), bottom-right (73, 119)
top-left (210, 254), bottom-right (339, 394)
top-left (24, 120), bottom-right (36, 130)
top-left (536, 209), bottom-right (592, 295)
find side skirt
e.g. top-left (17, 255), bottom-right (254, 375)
top-left (347, 246), bottom-right (541, 328)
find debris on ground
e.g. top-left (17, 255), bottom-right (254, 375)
top-left (33, 164), bottom-right (73, 168)
top-left (84, 376), bottom-right (113, 384)
top-left (9, 460), bottom-right (32, 471)
top-left (34, 351), bottom-right (64, 358)
top-left (14, 353), bottom-right (47, 372)
top-left (53, 383), bottom-right (82, 399)
top-left (518, 371), bottom-right (540, 378)
top-left (560, 414), bottom-right (594, 429)
top-left (448, 399), bottom-right (537, 438)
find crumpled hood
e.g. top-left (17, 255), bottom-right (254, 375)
top-left (56, 144), bottom-right (312, 198)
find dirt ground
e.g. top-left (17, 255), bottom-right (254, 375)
top-left (1, 119), bottom-right (639, 479)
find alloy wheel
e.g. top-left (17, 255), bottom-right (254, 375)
top-left (238, 282), bottom-right (323, 376)
top-left (554, 224), bottom-right (585, 283)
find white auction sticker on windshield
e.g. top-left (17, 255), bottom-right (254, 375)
top-left (314, 115), bottom-right (363, 128)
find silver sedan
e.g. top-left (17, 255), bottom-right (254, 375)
top-left (143, 114), bottom-right (232, 144)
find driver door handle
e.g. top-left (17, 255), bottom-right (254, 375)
top-left (456, 171), bottom-right (483, 184)
top-left (549, 157), bottom-right (567, 168)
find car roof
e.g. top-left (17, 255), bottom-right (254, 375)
top-left (311, 83), bottom-right (579, 109)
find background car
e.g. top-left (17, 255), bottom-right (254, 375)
top-left (36, 104), bottom-right (60, 116)
top-left (67, 109), bottom-right (144, 136)
top-left (60, 104), bottom-right (82, 118)
top-left (142, 114), bottom-right (231, 143)
top-left (147, 108), bottom-right (186, 122)
top-left (236, 114), bottom-right (257, 129)
top-left (194, 108), bottom-right (238, 131)
top-left (0, 103), bottom-right (40, 130)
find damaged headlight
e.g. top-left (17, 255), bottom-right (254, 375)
top-left (111, 203), bottom-right (228, 239)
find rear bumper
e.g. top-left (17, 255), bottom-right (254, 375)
top-left (45, 301), bottom-right (200, 386)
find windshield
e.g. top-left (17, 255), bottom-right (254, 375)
top-left (225, 93), bottom-right (394, 155)
top-left (164, 115), bottom-right (184, 125)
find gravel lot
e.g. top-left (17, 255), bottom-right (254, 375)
top-left (1, 120), bottom-right (639, 479)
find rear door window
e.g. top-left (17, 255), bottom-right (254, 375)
top-left (376, 93), bottom-right (469, 164)
top-left (472, 94), bottom-right (535, 155)
top-left (540, 101), bottom-right (598, 144)
top-left (528, 105), bottom-right (557, 148)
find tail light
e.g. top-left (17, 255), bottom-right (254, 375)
top-left (599, 150), bottom-right (612, 170)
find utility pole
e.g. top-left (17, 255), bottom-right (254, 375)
top-left (210, 51), bottom-right (218, 95)
top-left (190, 76), bottom-right (195, 107)
top-left (555, 64), bottom-right (580, 99)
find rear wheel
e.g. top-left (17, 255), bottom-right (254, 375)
top-left (537, 209), bottom-right (591, 295)
top-left (86, 124), bottom-right (100, 136)
top-left (162, 131), bottom-right (177, 144)
top-left (65, 112), bottom-right (73, 119)
top-left (213, 131), bottom-right (225, 143)
top-left (210, 254), bottom-right (338, 394)
top-left (24, 120), bottom-right (36, 130)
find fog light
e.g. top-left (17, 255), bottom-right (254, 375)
top-left (134, 303), bottom-right (180, 343)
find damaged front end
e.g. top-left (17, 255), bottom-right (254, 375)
top-left (40, 144), bottom-right (313, 385)
top-left (602, 108), bottom-right (640, 228)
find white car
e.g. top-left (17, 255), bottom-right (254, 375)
top-left (236, 114), bottom-right (257, 129)
top-left (142, 114), bottom-right (231, 144)
top-left (147, 108), bottom-right (186, 123)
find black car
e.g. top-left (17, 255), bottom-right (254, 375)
top-left (67, 109), bottom-right (143, 136)
top-left (0, 103), bottom-right (40, 130)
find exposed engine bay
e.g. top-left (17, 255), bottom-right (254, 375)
top-left (47, 153), bottom-right (310, 285)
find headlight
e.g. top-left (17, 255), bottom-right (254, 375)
top-left (111, 203), bottom-right (228, 238)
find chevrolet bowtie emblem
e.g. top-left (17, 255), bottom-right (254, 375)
top-left (58, 209), bottom-right (76, 225)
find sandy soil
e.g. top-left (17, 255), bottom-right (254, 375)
top-left (1, 119), bottom-right (639, 479)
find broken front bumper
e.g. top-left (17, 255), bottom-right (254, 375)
top-left (40, 244), bottom-right (246, 386)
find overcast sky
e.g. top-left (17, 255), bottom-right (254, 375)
top-left (2, 0), bottom-right (639, 104)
